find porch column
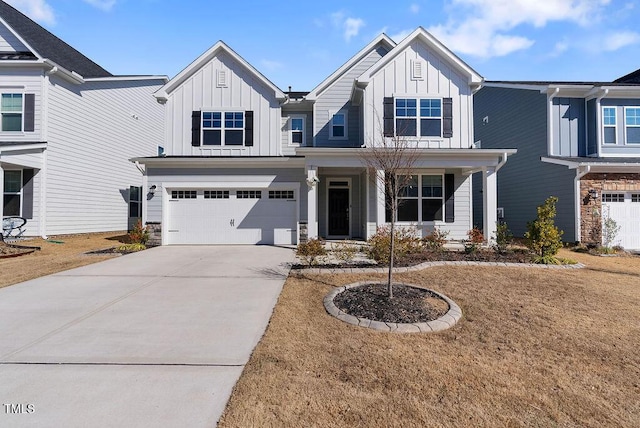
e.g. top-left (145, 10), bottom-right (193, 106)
top-left (0, 164), bottom-right (4, 220)
top-left (482, 167), bottom-right (497, 244)
top-left (375, 169), bottom-right (385, 229)
top-left (306, 166), bottom-right (318, 239)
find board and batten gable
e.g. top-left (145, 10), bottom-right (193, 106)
top-left (163, 50), bottom-right (282, 157)
top-left (45, 75), bottom-right (165, 235)
top-left (362, 39), bottom-right (474, 149)
top-left (0, 67), bottom-right (43, 142)
top-left (0, 21), bottom-right (28, 52)
top-left (551, 97), bottom-right (585, 157)
top-left (313, 44), bottom-right (390, 148)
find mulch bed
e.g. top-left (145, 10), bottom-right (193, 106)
top-left (85, 247), bottom-right (137, 255)
top-left (0, 242), bottom-right (39, 258)
top-left (333, 283), bottom-right (449, 324)
top-left (396, 248), bottom-right (536, 266)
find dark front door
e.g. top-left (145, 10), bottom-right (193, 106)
top-left (328, 188), bottom-right (349, 236)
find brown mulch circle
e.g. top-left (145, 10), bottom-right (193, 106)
top-left (333, 283), bottom-right (449, 324)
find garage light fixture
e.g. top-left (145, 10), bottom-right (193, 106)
top-left (588, 189), bottom-right (599, 201)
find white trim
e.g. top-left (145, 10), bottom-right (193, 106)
top-left (0, 91), bottom-right (24, 133)
top-left (393, 96), bottom-right (444, 139)
top-left (0, 16), bottom-right (41, 58)
top-left (623, 106), bottom-right (640, 145)
top-left (200, 110), bottom-right (245, 147)
top-left (325, 177), bottom-right (352, 238)
top-left (2, 168), bottom-right (22, 217)
top-left (329, 110), bottom-right (348, 140)
top-left (602, 106), bottom-right (617, 145)
top-left (84, 76), bottom-right (169, 83)
top-left (395, 173), bottom-right (445, 224)
top-left (288, 114), bottom-right (306, 147)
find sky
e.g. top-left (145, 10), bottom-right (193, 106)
top-left (5, 0), bottom-right (640, 89)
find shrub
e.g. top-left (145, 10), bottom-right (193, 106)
top-left (367, 225), bottom-right (420, 264)
top-left (332, 241), bottom-right (358, 263)
top-left (117, 243), bottom-right (146, 253)
top-left (422, 227), bottom-right (449, 252)
top-left (296, 239), bottom-right (327, 266)
top-left (493, 222), bottom-right (513, 254)
top-left (524, 196), bottom-right (563, 264)
top-left (128, 220), bottom-right (149, 245)
top-left (464, 227), bottom-right (484, 254)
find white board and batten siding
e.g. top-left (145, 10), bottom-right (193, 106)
top-left (363, 40), bottom-right (473, 150)
top-left (0, 22), bottom-right (28, 52)
top-left (165, 51), bottom-right (281, 157)
top-left (45, 76), bottom-right (165, 235)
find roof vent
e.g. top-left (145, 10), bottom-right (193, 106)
top-left (410, 60), bottom-right (423, 80)
top-left (216, 70), bottom-right (227, 88)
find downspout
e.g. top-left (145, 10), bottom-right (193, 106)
top-left (40, 67), bottom-right (56, 239)
top-left (595, 89), bottom-right (609, 158)
top-left (495, 152), bottom-right (509, 172)
top-left (547, 87), bottom-right (560, 156)
top-left (575, 165), bottom-right (591, 244)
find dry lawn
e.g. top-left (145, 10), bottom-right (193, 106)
top-left (0, 233), bottom-right (126, 288)
top-left (219, 248), bottom-right (640, 427)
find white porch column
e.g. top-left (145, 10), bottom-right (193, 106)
top-left (375, 169), bottom-right (386, 229)
top-left (482, 167), bottom-right (497, 244)
top-left (306, 166), bottom-right (318, 239)
top-left (0, 164), bottom-right (4, 220)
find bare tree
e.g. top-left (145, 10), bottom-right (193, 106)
top-left (360, 117), bottom-right (421, 299)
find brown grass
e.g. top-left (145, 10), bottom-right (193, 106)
top-left (0, 232), bottom-right (126, 288)
top-left (219, 248), bottom-right (640, 427)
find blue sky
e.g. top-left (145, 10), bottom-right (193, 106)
top-left (7, 0), bottom-right (640, 89)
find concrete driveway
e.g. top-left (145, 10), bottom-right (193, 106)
top-left (0, 245), bottom-right (294, 427)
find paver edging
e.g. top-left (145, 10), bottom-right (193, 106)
top-left (323, 281), bottom-right (463, 334)
top-left (295, 261), bottom-right (585, 274)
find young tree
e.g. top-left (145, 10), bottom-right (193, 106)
top-left (360, 120), bottom-right (420, 299)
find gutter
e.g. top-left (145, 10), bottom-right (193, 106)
top-left (42, 59), bottom-right (85, 84)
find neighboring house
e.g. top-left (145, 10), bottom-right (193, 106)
top-left (0, 1), bottom-right (167, 237)
top-left (133, 27), bottom-right (515, 246)
top-left (473, 72), bottom-right (640, 250)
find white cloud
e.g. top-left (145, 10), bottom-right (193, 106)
top-left (390, 28), bottom-right (413, 43)
top-left (82, 0), bottom-right (116, 12)
top-left (409, 3), bottom-right (420, 14)
top-left (551, 40), bottom-right (569, 57)
top-left (6, 0), bottom-right (55, 25)
top-left (331, 11), bottom-right (365, 42)
top-left (428, 0), bottom-right (611, 58)
top-left (260, 59), bottom-right (283, 71)
top-left (601, 31), bottom-right (640, 51)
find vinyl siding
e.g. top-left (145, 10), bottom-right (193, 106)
top-left (165, 51), bottom-right (280, 156)
top-left (0, 22), bottom-right (28, 52)
top-left (551, 97), bottom-right (584, 157)
top-left (45, 76), bottom-right (164, 235)
top-left (281, 109), bottom-right (313, 155)
top-left (314, 46), bottom-right (388, 147)
top-left (587, 99), bottom-right (597, 155)
top-left (363, 40), bottom-right (473, 149)
top-left (473, 86), bottom-right (576, 241)
top-left (0, 67), bottom-right (43, 142)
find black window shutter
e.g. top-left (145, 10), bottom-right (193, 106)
top-left (442, 98), bottom-right (453, 138)
top-left (191, 111), bottom-right (201, 147)
top-left (444, 174), bottom-right (455, 223)
top-left (24, 94), bottom-right (35, 132)
top-left (383, 97), bottom-right (394, 137)
top-left (22, 169), bottom-right (34, 219)
top-left (244, 111), bottom-right (254, 146)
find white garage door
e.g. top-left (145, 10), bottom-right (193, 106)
top-left (601, 192), bottom-right (640, 250)
top-left (166, 188), bottom-right (297, 245)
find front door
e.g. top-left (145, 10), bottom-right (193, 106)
top-left (328, 188), bottom-right (349, 236)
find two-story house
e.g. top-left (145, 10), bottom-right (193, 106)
top-left (0, 1), bottom-right (166, 237)
top-left (473, 72), bottom-right (640, 250)
top-left (133, 28), bottom-right (515, 246)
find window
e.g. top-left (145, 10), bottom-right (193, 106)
top-left (237, 190), bottom-right (261, 199)
top-left (1, 93), bottom-right (22, 132)
top-left (171, 190), bottom-right (197, 199)
top-left (202, 111), bottom-right (244, 146)
top-left (3, 170), bottom-right (22, 216)
top-left (632, 194), bottom-right (640, 203)
top-left (396, 175), bottom-right (444, 222)
top-left (330, 112), bottom-right (346, 139)
top-left (625, 107), bottom-right (640, 144)
top-left (204, 190), bottom-right (229, 199)
top-left (129, 186), bottom-right (142, 218)
top-left (603, 107), bottom-right (616, 144)
top-left (602, 193), bottom-right (624, 202)
top-left (395, 98), bottom-right (442, 137)
top-left (290, 116), bottom-right (305, 146)
top-left (269, 190), bottom-right (294, 199)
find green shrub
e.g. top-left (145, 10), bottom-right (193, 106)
top-left (422, 227), bottom-right (449, 252)
top-left (464, 227), bottom-right (484, 254)
top-left (296, 239), bottom-right (327, 266)
top-left (524, 196), bottom-right (563, 264)
top-left (493, 222), bottom-right (513, 254)
top-left (367, 225), bottom-right (420, 264)
top-left (128, 220), bottom-right (149, 245)
top-left (331, 241), bottom-right (358, 263)
top-left (602, 216), bottom-right (621, 251)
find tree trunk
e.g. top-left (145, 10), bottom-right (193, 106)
top-left (387, 213), bottom-right (395, 299)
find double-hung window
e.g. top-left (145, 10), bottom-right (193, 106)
top-left (396, 174), bottom-right (444, 222)
top-left (290, 116), bottom-right (305, 146)
top-left (202, 111), bottom-right (244, 146)
top-left (603, 107), bottom-right (617, 144)
top-left (625, 107), bottom-right (640, 144)
top-left (3, 170), bottom-right (22, 216)
top-left (1, 93), bottom-right (23, 132)
top-left (395, 98), bottom-right (442, 137)
top-left (330, 112), bottom-right (346, 139)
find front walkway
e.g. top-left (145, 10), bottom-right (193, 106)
top-left (0, 246), bottom-right (294, 427)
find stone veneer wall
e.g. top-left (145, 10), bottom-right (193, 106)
top-left (579, 173), bottom-right (640, 246)
top-left (145, 222), bottom-right (162, 247)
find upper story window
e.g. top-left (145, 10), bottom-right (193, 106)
top-left (602, 107), bottom-right (617, 144)
top-left (1, 93), bottom-right (23, 132)
top-left (289, 116), bottom-right (305, 146)
top-left (625, 107), bottom-right (640, 144)
top-left (385, 97), bottom-right (452, 138)
top-left (202, 111), bottom-right (244, 146)
top-left (330, 111), bottom-right (347, 139)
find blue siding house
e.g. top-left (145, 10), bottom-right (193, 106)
top-left (473, 71), bottom-right (640, 250)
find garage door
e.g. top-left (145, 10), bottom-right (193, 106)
top-left (166, 188), bottom-right (297, 245)
top-left (601, 192), bottom-right (640, 250)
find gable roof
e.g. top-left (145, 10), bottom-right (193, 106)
top-left (155, 41), bottom-right (285, 102)
top-left (614, 68), bottom-right (640, 84)
top-left (0, 1), bottom-right (111, 78)
top-left (356, 27), bottom-right (483, 88)
top-left (305, 34), bottom-right (396, 101)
